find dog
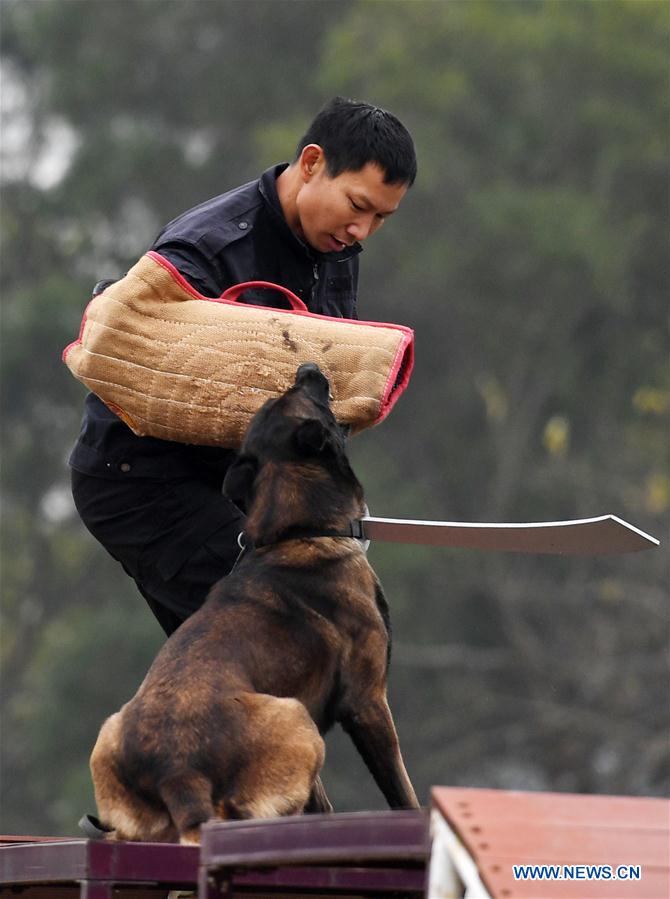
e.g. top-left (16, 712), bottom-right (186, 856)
top-left (89, 362), bottom-right (418, 844)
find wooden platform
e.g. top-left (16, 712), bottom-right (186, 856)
top-left (1, 789), bottom-right (668, 899)
top-left (0, 810), bottom-right (428, 898)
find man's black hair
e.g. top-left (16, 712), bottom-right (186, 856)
top-left (294, 97), bottom-right (417, 187)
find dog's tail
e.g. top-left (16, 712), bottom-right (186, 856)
top-left (158, 773), bottom-right (215, 845)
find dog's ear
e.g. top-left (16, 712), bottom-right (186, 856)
top-left (294, 418), bottom-right (328, 455)
top-left (222, 455), bottom-right (258, 513)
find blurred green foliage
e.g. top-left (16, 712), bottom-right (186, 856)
top-left (1, 0), bottom-right (668, 835)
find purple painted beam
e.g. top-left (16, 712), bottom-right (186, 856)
top-left (1, 811), bottom-right (430, 897)
top-left (201, 810), bottom-right (430, 896)
top-left (0, 839), bottom-right (198, 892)
top-left (234, 864), bottom-right (427, 892)
top-left (202, 809), bottom-right (429, 866)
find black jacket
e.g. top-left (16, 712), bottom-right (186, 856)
top-left (69, 164), bottom-right (362, 483)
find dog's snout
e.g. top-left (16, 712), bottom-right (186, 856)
top-left (295, 363), bottom-right (331, 401)
top-left (295, 362), bottom-right (323, 383)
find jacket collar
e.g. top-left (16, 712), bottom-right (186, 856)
top-left (258, 164), bottom-right (362, 264)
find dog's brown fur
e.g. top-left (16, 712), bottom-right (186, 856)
top-left (90, 363), bottom-right (418, 843)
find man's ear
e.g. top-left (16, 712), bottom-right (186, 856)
top-left (295, 418), bottom-right (328, 454)
top-left (299, 144), bottom-right (324, 181)
top-left (222, 455), bottom-right (258, 514)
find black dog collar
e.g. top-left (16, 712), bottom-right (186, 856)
top-left (230, 518), bottom-right (369, 572)
top-left (241, 519), bottom-right (366, 550)
top-left (231, 520), bottom-right (367, 571)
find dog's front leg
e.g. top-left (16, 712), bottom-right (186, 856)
top-left (341, 698), bottom-right (419, 809)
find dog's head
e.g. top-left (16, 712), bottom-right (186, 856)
top-left (223, 363), bottom-right (363, 528)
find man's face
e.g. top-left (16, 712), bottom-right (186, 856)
top-left (294, 147), bottom-right (408, 254)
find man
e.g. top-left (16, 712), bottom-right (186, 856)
top-left (70, 97), bottom-right (417, 637)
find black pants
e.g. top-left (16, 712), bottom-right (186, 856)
top-left (71, 470), bottom-right (244, 636)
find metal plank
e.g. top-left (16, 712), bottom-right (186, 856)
top-left (432, 787), bottom-right (670, 829)
top-left (432, 787), bottom-right (670, 899)
top-left (481, 858), bottom-right (669, 899)
top-left (446, 820), bottom-right (668, 865)
top-left (362, 514), bottom-right (659, 555)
